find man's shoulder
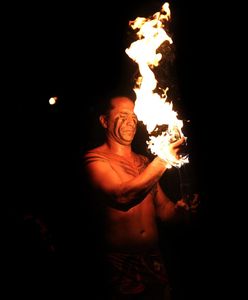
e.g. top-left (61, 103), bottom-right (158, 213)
top-left (83, 146), bottom-right (110, 163)
top-left (83, 146), bottom-right (101, 156)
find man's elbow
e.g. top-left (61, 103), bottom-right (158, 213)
top-left (108, 191), bottom-right (142, 211)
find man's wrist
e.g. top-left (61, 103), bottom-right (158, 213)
top-left (152, 156), bottom-right (169, 171)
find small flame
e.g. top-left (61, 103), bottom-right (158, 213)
top-left (125, 1), bottom-right (188, 168)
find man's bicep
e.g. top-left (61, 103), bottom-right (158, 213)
top-left (85, 161), bottom-right (121, 193)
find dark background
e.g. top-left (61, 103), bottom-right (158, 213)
top-left (4, 0), bottom-right (242, 299)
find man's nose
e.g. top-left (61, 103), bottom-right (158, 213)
top-left (126, 116), bottom-right (136, 126)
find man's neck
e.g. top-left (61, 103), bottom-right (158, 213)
top-left (105, 140), bottom-right (133, 157)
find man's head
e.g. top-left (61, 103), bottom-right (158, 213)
top-left (99, 96), bottom-right (138, 146)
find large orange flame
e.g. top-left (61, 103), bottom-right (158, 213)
top-left (126, 2), bottom-right (188, 168)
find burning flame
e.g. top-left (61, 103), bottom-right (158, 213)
top-left (125, 1), bottom-right (188, 168)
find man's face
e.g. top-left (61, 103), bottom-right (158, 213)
top-left (106, 97), bottom-right (138, 145)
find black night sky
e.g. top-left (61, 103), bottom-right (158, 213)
top-left (4, 0), bottom-right (242, 299)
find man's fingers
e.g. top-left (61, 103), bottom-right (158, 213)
top-left (176, 200), bottom-right (190, 211)
top-left (171, 137), bottom-right (185, 148)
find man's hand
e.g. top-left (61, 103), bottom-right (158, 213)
top-left (175, 193), bottom-right (200, 216)
top-left (169, 137), bottom-right (186, 160)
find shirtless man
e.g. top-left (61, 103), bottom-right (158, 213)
top-left (83, 95), bottom-right (198, 299)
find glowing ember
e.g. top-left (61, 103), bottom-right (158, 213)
top-left (125, 1), bottom-right (188, 168)
top-left (49, 96), bottom-right (58, 105)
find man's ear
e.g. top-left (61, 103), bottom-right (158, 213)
top-left (99, 115), bottom-right (108, 128)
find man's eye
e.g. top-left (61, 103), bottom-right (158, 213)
top-left (132, 116), bottom-right (138, 122)
top-left (119, 114), bottom-right (137, 122)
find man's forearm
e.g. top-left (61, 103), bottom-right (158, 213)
top-left (109, 157), bottom-right (168, 210)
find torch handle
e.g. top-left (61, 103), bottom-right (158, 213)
top-left (177, 165), bottom-right (193, 204)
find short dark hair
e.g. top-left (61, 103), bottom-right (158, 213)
top-left (97, 87), bottom-right (136, 116)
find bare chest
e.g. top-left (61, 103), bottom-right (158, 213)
top-left (109, 157), bottom-right (146, 180)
